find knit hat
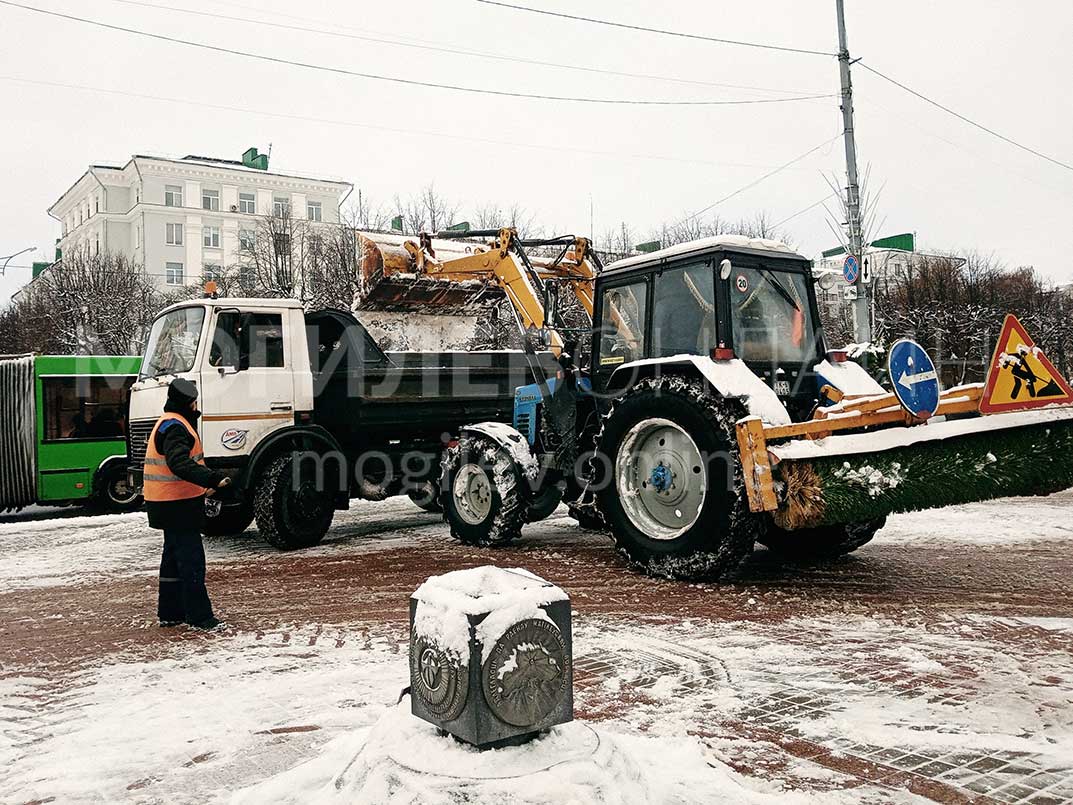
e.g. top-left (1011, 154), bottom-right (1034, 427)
top-left (167, 377), bottom-right (199, 407)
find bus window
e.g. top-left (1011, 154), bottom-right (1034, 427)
top-left (43, 376), bottom-right (134, 441)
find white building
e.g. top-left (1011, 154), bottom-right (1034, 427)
top-left (47, 152), bottom-right (353, 289)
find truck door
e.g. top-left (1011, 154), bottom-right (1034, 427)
top-left (198, 308), bottom-right (295, 460)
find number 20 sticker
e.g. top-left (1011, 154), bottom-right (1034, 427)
top-left (735, 274), bottom-right (749, 293)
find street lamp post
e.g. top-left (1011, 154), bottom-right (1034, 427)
top-left (0, 246), bottom-right (37, 276)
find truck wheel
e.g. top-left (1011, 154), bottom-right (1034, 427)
top-left (526, 484), bottom-right (563, 523)
top-left (442, 433), bottom-right (526, 547)
top-left (254, 454), bottom-right (335, 550)
top-left (408, 483), bottom-right (444, 514)
top-left (596, 375), bottom-right (762, 580)
top-left (760, 518), bottom-right (886, 560)
top-left (93, 463), bottom-right (143, 513)
top-left (203, 500), bottom-right (255, 537)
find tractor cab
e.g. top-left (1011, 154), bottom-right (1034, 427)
top-left (590, 236), bottom-right (827, 421)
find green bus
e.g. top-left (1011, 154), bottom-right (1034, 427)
top-left (0, 354), bottom-right (143, 513)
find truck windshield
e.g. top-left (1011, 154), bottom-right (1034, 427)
top-left (141, 307), bottom-right (206, 378)
top-left (730, 266), bottom-right (816, 365)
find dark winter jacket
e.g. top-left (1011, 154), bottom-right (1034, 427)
top-left (146, 406), bottom-right (226, 530)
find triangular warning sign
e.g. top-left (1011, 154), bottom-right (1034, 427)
top-left (980, 314), bottom-right (1073, 414)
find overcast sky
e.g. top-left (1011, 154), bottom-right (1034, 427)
top-left (1, 0), bottom-right (1071, 303)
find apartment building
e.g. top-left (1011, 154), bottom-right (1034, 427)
top-left (47, 150), bottom-right (353, 289)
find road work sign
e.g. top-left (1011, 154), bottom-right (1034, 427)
top-left (888, 339), bottom-right (940, 419)
top-left (980, 314), bottom-right (1073, 414)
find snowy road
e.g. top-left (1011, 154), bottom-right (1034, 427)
top-left (1, 494), bottom-right (1072, 803)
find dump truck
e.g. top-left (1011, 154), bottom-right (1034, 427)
top-left (0, 354), bottom-right (143, 514)
top-left (438, 236), bottom-right (1073, 579)
top-left (125, 228), bottom-right (598, 547)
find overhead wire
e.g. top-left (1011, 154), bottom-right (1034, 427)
top-left (773, 193), bottom-right (838, 228)
top-left (0, 75), bottom-right (828, 173)
top-left (105, 0), bottom-right (827, 97)
top-left (0, 1), bottom-right (835, 106)
top-left (858, 62), bottom-right (1073, 174)
top-left (676, 134), bottom-right (842, 225)
top-left (476, 1), bottom-right (836, 57)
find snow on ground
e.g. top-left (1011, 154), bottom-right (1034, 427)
top-left (3, 493), bottom-right (1073, 802)
top-left (877, 490), bottom-right (1073, 545)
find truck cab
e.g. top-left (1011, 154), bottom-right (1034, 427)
top-left (128, 297), bottom-right (311, 479)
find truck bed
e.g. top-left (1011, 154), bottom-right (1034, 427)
top-left (312, 350), bottom-right (557, 450)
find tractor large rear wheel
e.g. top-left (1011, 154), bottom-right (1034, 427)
top-left (760, 518), bottom-right (886, 560)
top-left (596, 375), bottom-right (762, 580)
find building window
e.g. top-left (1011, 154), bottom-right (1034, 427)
top-left (203, 225), bottom-right (221, 248)
top-left (239, 192), bottom-right (256, 214)
top-left (135, 226), bottom-right (141, 248)
top-left (165, 185), bottom-right (183, 207)
top-left (239, 228), bottom-right (256, 252)
top-left (272, 196), bottom-right (290, 217)
top-left (165, 262), bottom-right (184, 285)
top-left (307, 201), bottom-right (322, 222)
top-left (202, 189), bottom-right (220, 211)
top-left (203, 263), bottom-right (223, 283)
top-left (165, 222), bottom-right (183, 246)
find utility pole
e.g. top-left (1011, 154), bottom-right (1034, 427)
top-left (835, 0), bottom-right (870, 345)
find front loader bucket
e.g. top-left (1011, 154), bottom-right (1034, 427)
top-left (354, 232), bottom-right (505, 314)
top-left (356, 274), bottom-right (504, 314)
top-left (768, 410), bottom-right (1073, 529)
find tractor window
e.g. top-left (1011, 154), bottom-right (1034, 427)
top-left (652, 262), bottom-right (715, 357)
top-left (598, 281), bottom-right (647, 368)
top-left (729, 266), bottom-right (817, 365)
top-left (43, 376), bottom-right (134, 441)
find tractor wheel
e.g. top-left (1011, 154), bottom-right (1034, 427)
top-left (760, 518), bottom-right (886, 560)
top-left (202, 499), bottom-right (255, 537)
top-left (254, 454), bottom-right (335, 550)
top-left (92, 463), bottom-right (143, 513)
top-left (596, 375), bottom-right (762, 580)
top-left (442, 433), bottom-right (526, 547)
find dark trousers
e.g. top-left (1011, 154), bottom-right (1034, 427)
top-left (158, 525), bottom-right (214, 625)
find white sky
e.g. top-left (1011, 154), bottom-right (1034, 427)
top-left (1, 0), bottom-right (1071, 304)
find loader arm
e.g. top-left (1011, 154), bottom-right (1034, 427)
top-left (355, 229), bottom-right (602, 354)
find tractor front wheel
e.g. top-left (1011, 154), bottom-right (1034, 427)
top-left (441, 433), bottom-right (526, 547)
top-left (760, 518), bottom-right (886, 560)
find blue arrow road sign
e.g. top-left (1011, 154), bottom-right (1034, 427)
top-left (888, 339), bottom-right (941, 418)
top-left (843, 254), bottom-right (860, 284)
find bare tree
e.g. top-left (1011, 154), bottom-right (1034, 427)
top-left (15, 247), bottom-right (158, 355)
top-left (346, 189), bottom-right (391, 231)
top-left (393, 185), bottom-right (461, 235)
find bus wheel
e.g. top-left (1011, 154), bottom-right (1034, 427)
top-left (93, 464), bottom-right (143, 513)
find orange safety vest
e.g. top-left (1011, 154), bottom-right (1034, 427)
top-left (143, 413), bottom-right (208, 502)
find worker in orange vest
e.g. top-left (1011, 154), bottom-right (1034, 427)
top-left (144, 378), bottom-right (231, 629)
